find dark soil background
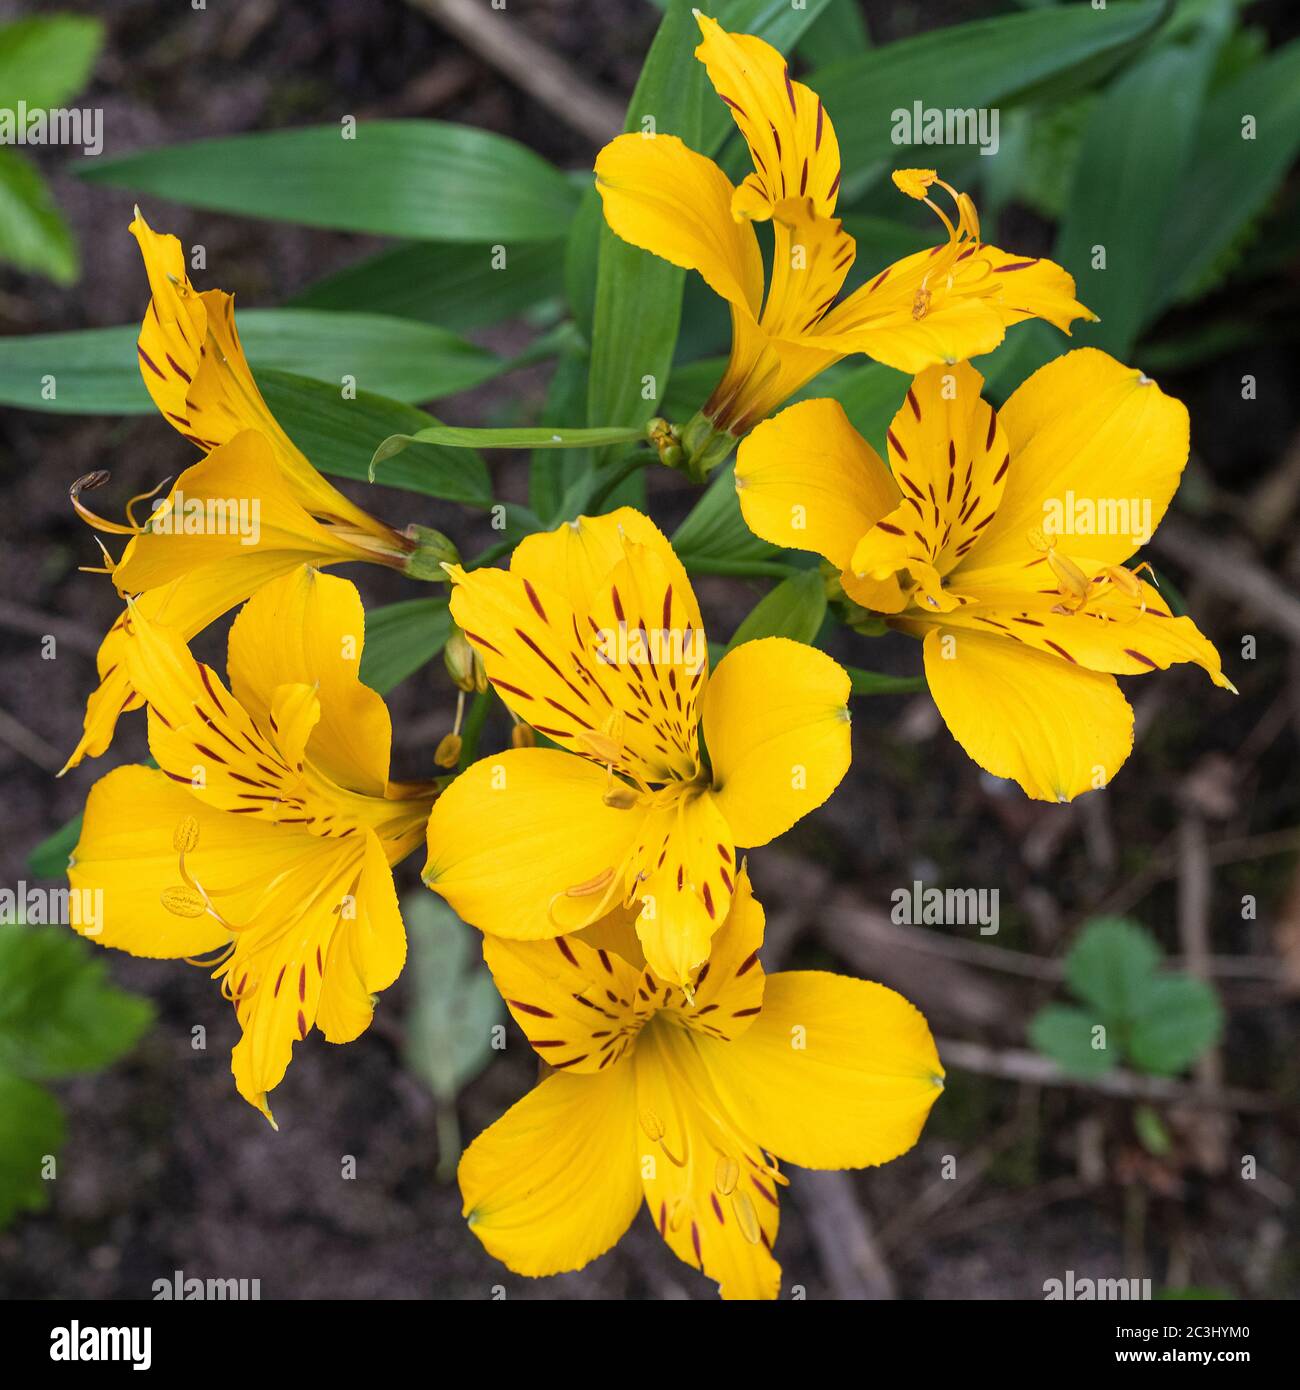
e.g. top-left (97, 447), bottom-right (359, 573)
top-left (0, 0), bottom-right (1297, 1300)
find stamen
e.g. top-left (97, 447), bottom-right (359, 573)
top-left (715, 1155), bottom-right (739, 1196)
top-left (69, 472), bottom-right (141, 536)
top-left (731, 1189), bottom-right (761, 1245)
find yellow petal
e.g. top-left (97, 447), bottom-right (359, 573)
top-left (594, 132), bottom-right (764, 316)
top-left (113, 432), bottom-right (368, 596)
top-left (227, 565), bottom-right (394, 797)
top-left (921, 577), bottom-right (1233, 691)
top-left (459, 1065), bottom-right (642, 1278)
top-left (634, 1024), bottom-right (782, 1299)
top-left (702, 637), bottom-right (851, 847)
top-left (423, 748), bottom-right (642, 939)
top-left (69, 765), bottom-right (235, 958)
top-left (482, 930), bottom-right (646, 1074)
top-left (700, 970), bottom-right (944, 1170)
top-left (735, 398), bottom-right (898, 570)
top-left (317, 829), bottom-right (407, 1043)
top-left (694, 12), bottom-right (842, 221)
top-left (661, 864), bottom-right (766, 1042)
top-left (849, 361), bottom-right (1009, 598)
top-left (630, 788), bottom-right (735, 987)
top-left (227, 836), bottom-right (373, 1119)
top-left (921, 624), bottom-right (1134, 801)
top-left (707, 308), bottom-right (843, 435)
top-left (760, 197), bottom-right (855, 339)
top-left (956, 349), bottom-right (1189, 576)
top-left (510, 508), bottom-right (701, 636)
top-left (131, 210), bottom-right (395, 543)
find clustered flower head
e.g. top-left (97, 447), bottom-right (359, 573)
top-left (56, 13), bottom-right (1228, 1299)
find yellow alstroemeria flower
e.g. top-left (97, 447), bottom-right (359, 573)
top-left (423, 508), bottom-right (852, 986)
top-left (594, 12), bottom-right (1092, 468)
top-left (67, 566), bottom-right (437, 1124)
top-left (735, 349), bottom-right (1234, 802)
top-left (460, 870), bottom-right (943, 1299)
top-left (62, 214), bottom-right (442, 772)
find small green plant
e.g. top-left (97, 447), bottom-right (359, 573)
top-left (1029, 916), bottom-right (1223, 1079)
top-left (0, 923), bottom-right (152, 1226)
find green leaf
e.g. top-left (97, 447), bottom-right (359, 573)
top-left (1055, 15), bottom-right (1225, 357)
top-left (259, 371), bottom-right (492, 506)
top-left (729, 569), bottom-right (826, 647)
top-left (0, 15), bottom-right (103, 112)
top-left (1064, 916), bottom-right (1162, 1021)
top-left (0, 925), bottom-right (153, 1082)
top-left (359, 597), bottom-right (452, 696)
top-left (1028, 1004), bottom-right (1117, 1079)
top-left (1133, 1103), bottom-right (1173, 1156)
top-left (809, 1), bottom-right (1167, 196)
top-left (0, 310), bottom-right (510, 413)
top-left (529, 341), bottom-right (592, 521)
top-left (0, 1072), bottom-right (64, 1228)
top-left (795, 0), bottom-right (870, 70)
top-left (81, 122), bottom-right (579, 241)
top-left (1156, 37), bottom-right (1300, 312)
top-left (673, 462), bottom-right (776, 568)
top-left (370, 422), bottom-right (645, 479)
top-left (0, 148), bottom-right (77, 283)
top-left (586, 0), bottom-right (706, 448)
top-left (291, 239), bottom-right (565, 330)
top-left (27, 816), bottom-right (81, 880)
top-left (1127, 975), bottom-right (1223, 1077)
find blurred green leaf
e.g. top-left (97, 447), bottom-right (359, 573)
top-left (795, 0), bottom-right (870, 69)
top-left (673, 462), bottom-right (777, 568)
top-left (1127, 975), bottom-right (1223, 1077)
top-left (0, 15), bottom-right (102, 112)
top-left (1029, 1003), bottom-right (1117, 1078)
top-left (0, 925), bottom-right (153, 1082)
top-left (359, 597), bottom-right (452, 696)
top-left (27, 816), bottom-right (81, 880)
top-left (586, 0), bottom-right (706, 454)
top-left (729, 569), bottom-right (826, 647)
top-left (1133, 1102), bottom-right (1173, 1155)
top-left (529, 341), bottom-right (592, 521)
top-left (291, 239), bottom-right (565, 330)
top-left (1156, 37), bottom-right (1300, 311)
top-left (0, 310), bottom-right (511, 413)
top-left (260, 371), bottom-right (492, 506)
top-left (1055, 12), bottom-right (1226, 357)
top-left (809, 1), bottom-right (1166, 198)
top-left (0, 148), bottom-right (77, 283)
top-left (1065, 916), bottom-right (1163, 1019)
top-left (0, 1072), bottom-right (64, 1227)
top-left (81, 122), bottom-right (580, 241)
top-left (401, 893), bottom-right (502, 1179)
top-left (846, 666), bottom-right (927, 696)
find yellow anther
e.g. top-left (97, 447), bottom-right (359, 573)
top-left (732, 1189), bottom-right (762, 1245)
top-left (715, 1155), bottom-right (739, 1196)
top-left (161, 885), bottom-right (208, 918)
top-left (511, 722), bottom-right (536, 750)
top-left (639, 1108), bottom-right (666, 1142)
top-left (602, 781), bottom-right (640, 810)
top-left (912, 286), bottom-right (931, 321)
top-left (173, 815), bottom-right (200, 854)
top-left (668, 1197), bottom-right (688, 1232)
top-left (1045, 547), bottom-right (1090, 601)
top-left (892, 168), bottom-right (937, 200)
top-left (563, 867), bottom-right (616, 898)
top-left (434, 732), bottom-right (462, 768)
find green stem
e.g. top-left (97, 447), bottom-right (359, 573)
top-left (456, 690), bottom-right (492, 769)
top-left (684, 557), bottom-right (802, 580)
